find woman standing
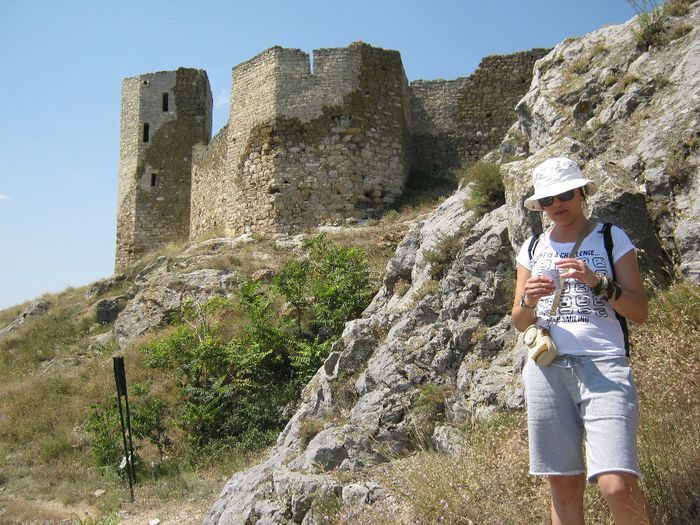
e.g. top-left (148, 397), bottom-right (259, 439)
top-left (512, 158), bottom-right (652, 524)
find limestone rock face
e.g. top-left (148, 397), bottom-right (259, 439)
top-left (113, 247), bottom-right (240, 350)
top-left (206, 197), bottom-right (523, 525)
top-left (206, 5), bottom-right (700, 523)
top-left (0, 299), bottom-right (52, 336)
top-left (501, 3), bottom-right (700, 282)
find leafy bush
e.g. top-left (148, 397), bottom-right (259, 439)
top-left (142, 293), bottom-right (293, 450)
top-left (137, 238), bottom-right (373, 456)
top-left (86, 381), bottom-right (169, 472)
top-left (459, 162), bottom-right (505, 213)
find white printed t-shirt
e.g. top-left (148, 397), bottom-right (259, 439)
top-left (516, 223), bottom-right (635, 356)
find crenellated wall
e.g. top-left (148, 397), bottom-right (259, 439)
top-left (189, 42), bottom-right (411, 237)
top-left (117, 43), bottom-right (545, 269)
top-left (225, 43), bottom-right (410, 234)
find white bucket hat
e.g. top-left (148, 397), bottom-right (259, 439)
top-left (523, 157), bottom-right (598, 211)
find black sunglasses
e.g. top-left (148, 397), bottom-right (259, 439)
top-left (538, 189), bottom-right (576, 208)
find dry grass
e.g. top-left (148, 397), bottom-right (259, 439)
top-left (332, 413), bottom-right (551, 525)
top-left (0, 207), bottom-right (418, 522)
top-left (0, 260), bottom-right (272, 522)
top-left (664, 0), bottom-right (691, 16)
top-left (0, 302), bottom-right (27, 330)
top-left (631, 282), bottom-right (700, 524)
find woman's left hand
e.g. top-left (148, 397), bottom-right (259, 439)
top-left (555, 258), bottom-right (598, 288)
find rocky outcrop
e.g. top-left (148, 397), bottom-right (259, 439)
top-left (498, 2), bottom-right (700, 282)
top-left (207, 192), bottom-right (522, 524)
top-left (0, 299), bottom-right (52, 336)
top-left (112, 238), bottom-right (258, 349)
top-left (206, 4), bottom-right (700, 524)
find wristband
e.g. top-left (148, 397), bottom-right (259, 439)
top-left (520, 294), bottom-right (537, 311)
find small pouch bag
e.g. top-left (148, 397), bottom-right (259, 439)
top-left (524, 221), bottom-right (594, 366)
top-left (524, 323), bottom-right (558, 365)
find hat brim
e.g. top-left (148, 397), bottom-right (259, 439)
top-left (524, 179), bottom-right (597, 211)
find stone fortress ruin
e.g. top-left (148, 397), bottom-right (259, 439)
top-left (115, 42), bottom-right (548, 270)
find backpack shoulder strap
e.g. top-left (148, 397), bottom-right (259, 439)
top-left (600, 222), bottom-right (630, 356)
top-left (527, 232), bottom-right (541, 261)
top-left (602, 223), bottom-right (616, 280)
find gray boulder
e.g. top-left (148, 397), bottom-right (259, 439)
top-left (114, 261), bottom-right (237, 349)
top-left (0, 299), bottom-right (52, 336)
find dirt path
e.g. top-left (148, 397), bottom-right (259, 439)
top-left (0, 492), bottom-right (212, 524)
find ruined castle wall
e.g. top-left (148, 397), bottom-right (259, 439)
top-left (272, 45), bottom-right (410, 229)
top-left (115, 69), bottom-right (212, 270)
top-left (190, 125), bottom-right (228, 239)
top-left (221, 43), bottom-right (411, 235)
top-left (223, 48), bottom-right (286, 235)
top-left (118, 44), bottom-right (551, 267)
top-left (410, 48), bottom-right (549, 178)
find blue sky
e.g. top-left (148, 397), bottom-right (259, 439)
top-left (0, 0), bottom-right (637, 310)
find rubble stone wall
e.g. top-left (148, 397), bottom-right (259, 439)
top-left (221, 43), bottom-right (411, 235)
top-left (190, 126), bottom-right (228, 239)
top-left (409, 48), bottom-right (549, 178)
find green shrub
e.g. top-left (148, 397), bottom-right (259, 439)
top-left (86, 381), bottom-right (169, 473)
top-left (136, 239), bottom-right (374, 456)
top-left (305, 236), bottom-right (373, 337)
top-left (142, 293), bottom-right (294, 450)
top-left (459, 162), bottom-right (505, 213)
top-left (273, 259), bottom-right (312, 335)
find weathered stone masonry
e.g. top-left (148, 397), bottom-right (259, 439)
top-left (116, 43), bottom-right (547, 270)
top-left (410, 49), bottom-right (549, 178)
top-left (116, 68), bottom-right (212, 270)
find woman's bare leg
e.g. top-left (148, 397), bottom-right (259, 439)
top-left (550, 474), bottom-right (586, 525)
top-left (597, 472), bottom-right (652, 525)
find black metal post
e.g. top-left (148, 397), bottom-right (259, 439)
top-left (113, 356), bottom-right (135, 501)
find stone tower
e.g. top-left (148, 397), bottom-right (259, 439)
top-left (115, 68), bottom-right (212, 271)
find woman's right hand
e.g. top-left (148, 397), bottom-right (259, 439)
top-left (513, 265), bottom-right (554, 331)
top-left (522, 274), bottom-right (555, 306)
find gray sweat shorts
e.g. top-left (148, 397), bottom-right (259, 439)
top-left (522, 354), bottom-right (640, 481)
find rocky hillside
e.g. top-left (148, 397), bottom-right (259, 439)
top-left (205, 3), bottom-right (700, 524)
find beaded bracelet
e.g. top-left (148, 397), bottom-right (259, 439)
top-left (592, 275), bottom-right (622, 301)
